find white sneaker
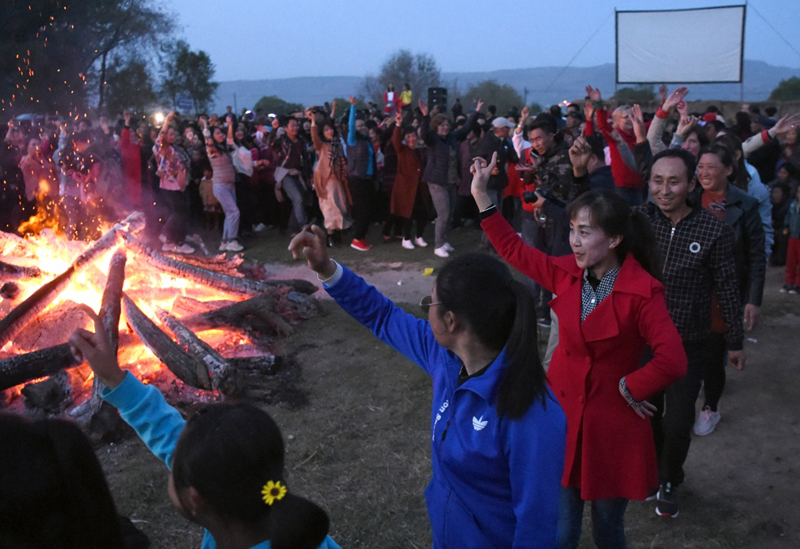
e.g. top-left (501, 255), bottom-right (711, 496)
top-left (442, 242), bottom-right (454, 253)
top-left (693, 406), bottom-right (721, 436)
top-left (163, 242), bottom-right (194, 254)
top-left (401, 239), bottom-right (415, 250)
top-left (414, 237), bottom-right (428, 248)
top-left (253, 223), bottom-right (267, 233)
top-left (434, 246), bottom-right (450, 258)
top-left (225, 240), bottom-right (244, 252)
top-left (158, 234), bottom-right (168, 244)
top-left (218, 241), bottom-right (229, 252)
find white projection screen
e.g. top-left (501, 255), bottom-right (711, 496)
top-left (616, 5), bottom-right (745, 84)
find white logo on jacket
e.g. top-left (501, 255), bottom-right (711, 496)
top-left (689, 242), bottom-right (701, 253)
top-left (472, 416), bottom-right (488, 431)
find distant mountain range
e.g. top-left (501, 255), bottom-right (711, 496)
top-left (212, 60), bottom-right (800, 114)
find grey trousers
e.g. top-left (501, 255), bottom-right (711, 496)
top-left (428, 183), bottom-right (454, 249)
top-left (212, 182), bottom-right (240, 241)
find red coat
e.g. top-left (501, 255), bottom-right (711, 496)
top-left (390, 126), bottom-right (423, 219)
top-left (119, 127), bottom-right (142, 208)
top-left (482, 211), bottom-right (686, 501)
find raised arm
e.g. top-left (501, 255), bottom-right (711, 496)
top-left (288, 226), bottom-right (441, 375)
top-left (347, 96), bottom-right (358, 146)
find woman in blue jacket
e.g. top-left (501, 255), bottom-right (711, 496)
top-left (289, 225), bottom-right (567, 549)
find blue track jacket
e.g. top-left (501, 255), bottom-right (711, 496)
top-left (325, 265), bottom-right (566, 549)
top-left (101, 373), bottom-right (341, 549)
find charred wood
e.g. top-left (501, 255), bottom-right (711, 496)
top-left (122, 294), bottom-right (212, 391)
top-left (156, 309), bottom-right (239, 395)
top-left (0, 260), bottom-right (42, 279)
top-left (0, 344), bottom-right (79, 392)
top-left (120, 232), bottom-right (318, 296)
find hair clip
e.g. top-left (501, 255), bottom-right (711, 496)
top-left (261, 480), bottom-right (287, 506)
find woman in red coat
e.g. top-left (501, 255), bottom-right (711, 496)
top-left (471, 153), bottom-right (686, 549)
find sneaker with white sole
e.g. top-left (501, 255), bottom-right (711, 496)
top-left (163, 242), bottom-right (194, 254)
top-left (401, 239), bottom-right (415, 249)
top-left (414, 237), bottom-right (428, 248)
top-left (655, 482), bottom-right (679, 518)
top-left (350, 239), bottom-right (371, 252)
top-left (693, 406), bottom-right (721, 436)
top-left (780, 284), bottom-right (793, 293)
top-left (253, 223), bottom-right (267, 233)
top-left (434, 246), bottom-right (450, 258)
top-left (442, 242), bottom-right (454, 253)
top-left (225, 240), bottom-right (244, 252)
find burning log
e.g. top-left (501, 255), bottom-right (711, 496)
top-left (156, 309), bottom-right (238, 395)
top-left (0, 251), bottom-right (128, 394)
top-left (171, 296), bottom-right (237, 317)
top-left (0, 344), bottom-right (79, 392)
top-left (180, 293), bottom-right (294, 337)
top-left (0, 212), bottom-right (145, 348)
top-left (122, 294), bottom-right (212, 391)
top-left (91, 250), bottom-right (127, 413)
top-left (0, 230), bottom-right (35, 256)
top-left (21, 371), bottom-right (73, 414)
top-left (0, 260), bottom-right (42, 279)
top-left (119, 232), bottom-right (318, 296)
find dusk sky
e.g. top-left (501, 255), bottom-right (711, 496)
top-left (171, 0), bottom-right (800, 82)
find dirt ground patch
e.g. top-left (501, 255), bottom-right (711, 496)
top-left (92, 226), bottom-right (799, 548)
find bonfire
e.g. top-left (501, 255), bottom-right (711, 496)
top-left (0, 213), bottom-right (318, 420)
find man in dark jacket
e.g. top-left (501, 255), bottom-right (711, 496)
top-left (346, 96), bottom-right (377, 251)
top-left (640, 148), bottom-right (745, 519)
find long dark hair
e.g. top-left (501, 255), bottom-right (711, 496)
top-left (435, 253), bottom-right (548, 419)
top-left (171, 403), bottom-right (329, 549)
top-left (713, 134), bottom-right (751, 190)
top-left (566, 190), bottom-right (663, 281)
top-left (0, 414), bottom-right (125, 549)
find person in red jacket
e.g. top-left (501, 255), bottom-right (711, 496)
top-left (118, 111), bottom-right (143, 210)
top-left (472, 152), bottom-right (686, 549)
top-left (586, 86), bottom-right (644, 206)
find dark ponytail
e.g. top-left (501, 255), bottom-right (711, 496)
top-left (436, 253), bottom-right (548, 419)
top-left (566, 189), bottom-right (663, 281)
top-left (172, 403), bottom-right (329, 549)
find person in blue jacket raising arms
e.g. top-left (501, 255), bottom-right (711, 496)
top-left (289, 225), bottom-right (567, 549)
top-left (69, 316), bottom-right (342, 549)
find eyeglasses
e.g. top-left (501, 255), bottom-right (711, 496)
top-left (419, 295), bottom-right (442, 314)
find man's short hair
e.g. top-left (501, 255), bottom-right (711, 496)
top-left (651, 148), bottom-right (697, 182)
top-left (529, 114), bottom-right (557, 135)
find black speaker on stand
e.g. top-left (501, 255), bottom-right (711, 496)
top-left (427, 87), bottom-right (448, 110)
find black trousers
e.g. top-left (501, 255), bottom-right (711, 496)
top-left (160, 189), bottom-right (188, 245)
top-left (349, 176), bottom-right (375, 240)
top-left (702, 331), bottom-right (728, 411)
top-left (651, 340), bottom-right (708, 486)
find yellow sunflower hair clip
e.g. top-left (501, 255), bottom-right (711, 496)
top-left (261, 480), bottom-right (288, 506)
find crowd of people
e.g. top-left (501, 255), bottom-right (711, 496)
top-left (2, 81), bottom-right (799, 548)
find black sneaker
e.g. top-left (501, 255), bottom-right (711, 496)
top-left (655, 482), bottom-right (679, 518)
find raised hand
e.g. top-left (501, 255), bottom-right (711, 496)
top-left (659, 84), bottom-right (668, 106)
top-left (288, 225), bottom-right (335, 277)
top-left (395, 111), bottom-right (403, 126)
top-left (123, 110), bottom-right (131, 126)
top-left (349, 95), bottom-right (357, 106)
top-left (585, 86), bottom-right (602, 102)
top-left (583, 100), bottom-right (594, 122)
top-left (676, 100), bottom-right (689, 118)
top-left (476, 99), bottom-right (484, 113)
top-left (772, 112), bottom-right (800, 136)
top-left (470, 152), bottom-right (498, 210)
top-left (662, 87), bottom-right (689, 112)
top-left (69, 309), bottom-right (125, 389)
top-left (631, 104), bottom-right (646, 143)
top-left (520, 105), bottom-right (530, 121)
top-left (418, 100), bottom-right (429, 116)
top-left (569, 134), bottom-right (593, 176)
top-left (676, 115), bottom-right (697, 137)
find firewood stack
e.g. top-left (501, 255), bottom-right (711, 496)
top-left (0, 213), bottom-right (319, 418)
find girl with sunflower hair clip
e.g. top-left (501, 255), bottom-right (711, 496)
top-left (70, 316), bottom-right (341, 549)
